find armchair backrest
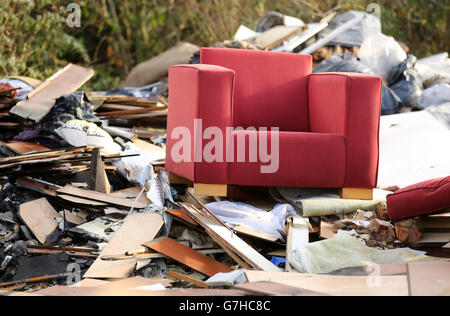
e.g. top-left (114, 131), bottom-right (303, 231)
top-left (201, 48), bottom-right (312, 132)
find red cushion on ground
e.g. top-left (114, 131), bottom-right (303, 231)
top-left (387, 177), bottom-right (450, 221)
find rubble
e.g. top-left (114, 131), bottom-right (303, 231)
top-left (0, 7), bottom-right (448, 297)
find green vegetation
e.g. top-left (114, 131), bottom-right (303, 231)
top-left (1, 0), bottom-right (448, 90)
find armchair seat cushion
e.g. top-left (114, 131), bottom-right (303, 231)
top-left (228, 131), bottom-right (346, 188)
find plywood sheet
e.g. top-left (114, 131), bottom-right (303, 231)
top-left (10, 64), bottom-right (94, 122)
top-left (57, 185), bottom-right (147, 209)
top-left (144, 237), bottom-right (232, 277)
top-left (408, 261), bottom-right (450, 296)
top-left (19, 198), bottom-right (62, 244)
top-left (84, 212), bottom-right (164, 279)
top-left (256, 26), bottom-right (303, 49)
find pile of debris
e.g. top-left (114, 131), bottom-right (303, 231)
top-left (0, 8), bottom-right (448, 297)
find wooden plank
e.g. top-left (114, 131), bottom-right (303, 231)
top-left (340, 188), bottom-right (374, 200)
top-left (255, 26), bottom-right (304, 50)
top-left (110, 187), bottom-right (151, 206)
top-left (57, 185), bottom-right (147, 209)
top-left (408, 261), bottom-right (450, 296)
top-left (10, 64), bottom-right (94, 122)
top-left (286, 217), bottom-right (309, 272)
top-left (84, 212), bottom-right (164, 279)
top-left (88, 148), bottom-right (111, 194)
top-left (185, 205), bottom-right (280, 272)
top-left (245, 271), bottom-right (410, 296)
top-left (131, 138), bottom-right (165, 153)
top-left (5, 142), bottom-right (50, 155)
top-left (166, 271), bottom-right (210, 288)
top-left (16, 177), bottom-right (59, 197)
top-left (58, 194), bottom-right (108, 207)
top-left (235, 282), bottom-right (327, 296)
top-left (194, 183), bottom-right (228, 197)
top-left (166, 209), bottom-right (199, 227)
top-left (144, 237), bottom-right (233, 277)
top-left (234, 225), bottom-right (279, 243)
top-left (18, 198), bottom-right (62, 244)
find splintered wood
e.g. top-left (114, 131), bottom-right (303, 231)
top-left (144, 237), bottom-right (233, 277)
top-left (84, 212), bottom-right (164, 279)
top-left (10, 64), bottom-right (94, 122)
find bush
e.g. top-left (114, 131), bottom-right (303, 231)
top-left (1, 0), bottom-right (448, 91)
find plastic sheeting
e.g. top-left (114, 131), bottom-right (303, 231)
top-left (359, 34), bottom-right (407, 81)
top-left (206, 202), bottom-right (296, 240)
top-left (15, 92), bottom-right (100, 148)
top-left (416, 52), bottom-right (450, 87)
top-left (323, 11), bottom-right (381, 47)
top-left (313, 53), bottom-right (403, 115)
top-left (0, 78), bottom-right (34, 101)
top-left (288, 230), bottom-right (438, 274)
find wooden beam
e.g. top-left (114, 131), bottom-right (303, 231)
top-left (194, 183), bottom-right (228, 197)
top-left (340, 188), bottom-right (373, 200)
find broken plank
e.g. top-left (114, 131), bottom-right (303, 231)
top-left (245, 271), bottom-right (410, 296)
top-left (166, 209), bottom-right (199, 227)
top-left (57, 185), bottom-right (147, 209)
top-left (16, 177), bottom-right (59, 197)
top-left (10, 64), bottom-right (94, 122)
top-left (255, 26), bottom-right (304, 50)
top-left (234, 225), bottom-right (279, 243)
top-left (185, 205), bottom-right (280, 272)
top-left (57, 194), bottom-right (108, 207)
top-left (83, 212), bottom-right (164, 279)
top-left (18, 198), bottom-right (62, 244)
top-left (144, 237), bottom-right (233, 277)
top-left (5, 142), bottom-right (50, 155)
top-left (88, 148), bottom-right (111, 194)
top-left (235, 282), bottom-right (327, 296)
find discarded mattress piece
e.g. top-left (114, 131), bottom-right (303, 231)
top-left (387, 177), bottom-right (450, 222)
top-left (288, 230), bottom-right (438, 274)
top-left (272, 187), bottom-right (383, 217)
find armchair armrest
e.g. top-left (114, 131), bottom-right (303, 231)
top-left (309, 73), bottom-right (382, 188)
top-left (166, 64), bottom-right (235, 184)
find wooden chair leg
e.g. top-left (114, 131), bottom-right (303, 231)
top-left (194, 183), bottom-right (228, 197)
top-left (340, 188), bottom-right (373, 200)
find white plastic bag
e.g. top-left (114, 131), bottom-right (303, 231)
top-left (206, 201), bottom-right (296, 240)
top-left (420, 84), bottom-right (450, 108)
top-left (358, 33), bottom-right (407, 81)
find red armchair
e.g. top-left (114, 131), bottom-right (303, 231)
top-left (166, 48), bottom-right (382, 199)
